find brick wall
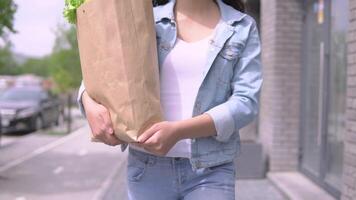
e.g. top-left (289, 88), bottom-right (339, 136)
top-left (342, 0), bottom-right (356, 199)
top-left (259, 0), bottom-right (303, 171)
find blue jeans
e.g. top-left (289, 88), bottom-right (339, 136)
top-left (127, 148), bottom-right (236, 200)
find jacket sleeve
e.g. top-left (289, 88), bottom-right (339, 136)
top-left (77, 80), bottom-right (87, 118)
top-left (205, 21), bottom-right (263, 143)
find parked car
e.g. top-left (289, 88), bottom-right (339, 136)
top-left (0, 86), bottom-right (63, 133)
top-left (0, 76), bottom-right (14, 96)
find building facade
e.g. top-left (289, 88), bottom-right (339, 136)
top-left (242, 0), bottom-right (354, 199)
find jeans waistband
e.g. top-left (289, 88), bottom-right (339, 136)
top-left (128, 147), bottom-right (189, 162)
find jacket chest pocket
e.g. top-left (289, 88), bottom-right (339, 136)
top-left (218, 42), bottom-right (244, 61)
top-left (215, 42), bottom-right (245, 83)
top-left (212, 43), bottom-right (244, 103)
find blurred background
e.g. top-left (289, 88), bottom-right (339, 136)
top-left (0, 0), bottom-right (354, 200)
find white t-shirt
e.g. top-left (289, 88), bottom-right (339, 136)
top-left (131, 35), bottom-right (212, 158)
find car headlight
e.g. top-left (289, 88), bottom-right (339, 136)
top-left (17, 107), bottom-right (37, 118)
top-left (0, 109), bottom-right (16, 117)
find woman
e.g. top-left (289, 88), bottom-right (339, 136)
top-left (78, 0), bottom-right (262, 199)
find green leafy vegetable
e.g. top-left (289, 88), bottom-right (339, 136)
top-left (63, 0), bottom-right (86, 24)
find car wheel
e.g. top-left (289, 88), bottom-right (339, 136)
top-left (55, 113), bottom-right (64, 126)
top-left (34, 116), bottom-right (43, 131)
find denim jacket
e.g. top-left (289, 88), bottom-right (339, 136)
top-left (77, 0), bottom-right (263, 169)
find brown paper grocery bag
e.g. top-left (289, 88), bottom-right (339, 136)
top-left (76, 0), bottom-right (162, 142)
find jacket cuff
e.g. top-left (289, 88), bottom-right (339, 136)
top-left (204, 104), bottom-right (235, 142)
top-left (121, 143), bottom-right (128, 152)
top-left (77, 83), bottom-right (87, 118)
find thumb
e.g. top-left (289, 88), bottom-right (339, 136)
top-left (101, 107), bottom-right (114, 134)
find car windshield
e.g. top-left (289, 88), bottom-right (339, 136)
top-left (0, 88), bottom-right (43, 102)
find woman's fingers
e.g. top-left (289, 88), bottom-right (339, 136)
top-left (138, 130), bottom-right (165, 156)
top-left (138, 123), bottom-right (160, 143)
top-left (92, 120), bottom-right (122, 146)
top-left (82, 93), bottom-right (125, 147)
top-left (101, 135), bottom-right (118, 146)
top-left (92, 130), bottom-right (122, 146)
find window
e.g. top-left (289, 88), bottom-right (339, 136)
top-left (300, 0), bottom-right (348, 197)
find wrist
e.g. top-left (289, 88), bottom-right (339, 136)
top-left (172, 121), bottom-right (186, 140)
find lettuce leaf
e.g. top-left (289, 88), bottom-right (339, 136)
top-left (63, 0), bottom-right (86, 24)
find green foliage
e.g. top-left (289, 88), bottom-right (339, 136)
top-left (0, 25), bottom-right (82, 93)
top-left (0, 0), bottom-right (17, 74)
top-left (0, 53), bottom-right (52, 77)
top-left (0, 0), bottom-right (17, 39)
top-left (48, 26), bottom-right (82, 93)
top-left (20, 57), bottom-right (51, 77)
top-left (0, 42), bottom-right (18, 74)
top-left (53, 25), bottom-right (78, 52)
top-left (49, 51), bottom-right (82, 92)
top-left (0, 0), bottom-right (81, 93)
top-left (63, 0), bottom-right (85, 24)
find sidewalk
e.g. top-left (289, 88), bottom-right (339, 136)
top-left (102, 163), bottom-right (287, 200)
top-left (0, 124), bottom-right (286, 200)
top-left (236, 179), bottom-right (286, 200)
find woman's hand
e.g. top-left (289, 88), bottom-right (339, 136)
top-left (137, 121), bottom-right (181, 156)
top-left (136, 114), bottom-right (218, 156)
top-left (82, 91), bottom-right (125, 146)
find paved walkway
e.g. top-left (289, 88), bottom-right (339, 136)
top-left (103, 172), bottom-right (287, 200)
top-left (236, 179), bottom-right (286, 200)
top-left (103, 162), bottom-right (287, 200)
top-left (0, 124), bottom-right (286, 200)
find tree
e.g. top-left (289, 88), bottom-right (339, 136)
top-left (46, 25), bottom-right (82, 133)
top-left (49, 25), bottom-right (82, 93)
top-left (0, 24), bottom-right (82, 89)
top-left (0, 0), bottom-right (17, 40)
top-left (0, 42), bottom-right (18, 74)
top-left (19, 57), bottom-right (51, 77)
top-left (0, 0), bottom-right (17, 73)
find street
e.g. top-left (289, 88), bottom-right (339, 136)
top-left (0, 119), bottom-right (285, 200)
top-left (0, 125), bottom-right (127, 200)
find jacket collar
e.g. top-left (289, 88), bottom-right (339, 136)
top-left (154, 0), bottom-right (246, 25)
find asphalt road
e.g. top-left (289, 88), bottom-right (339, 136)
top-left (0, 125), bottom-right (127, 200)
